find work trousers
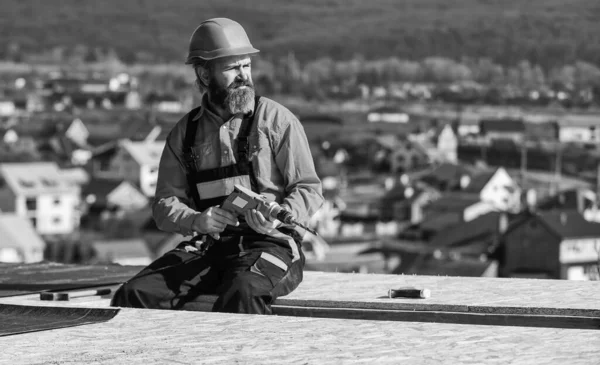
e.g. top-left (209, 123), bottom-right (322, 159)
top-left (111, 233), bottom-right (304, 314)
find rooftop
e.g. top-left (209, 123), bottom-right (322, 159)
top-left (0, 162), bottom-right (78, 196)
top-left (0, 264), bottom-right (599, 363)
top-left (538, 210), bottom-right (600, 239)
top-left (120, 139), bottom-right (165, 166)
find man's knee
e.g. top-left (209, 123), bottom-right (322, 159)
top-left (111, 279), bottom-right (160, 308)
top-left (214, 273), bottom-right (272, 314)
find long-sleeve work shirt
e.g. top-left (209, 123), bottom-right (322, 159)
top-left (152, 95), bottom-right (324, 236)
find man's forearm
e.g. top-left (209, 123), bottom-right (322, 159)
top-left (152, 196), bottom-right (202, 236)
top-left (282, 182), bottom-right (324, 224)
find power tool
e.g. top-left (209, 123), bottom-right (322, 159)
top-left (221, 184), bottom-right (318, 235)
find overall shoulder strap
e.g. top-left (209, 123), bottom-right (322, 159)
top-left (237, 95), bottom-right (261, 141)
top-left (182, 106), bottom-right (204, 210)
top-left (183, 106), bottom-right (203, 151)
top-left (237, 95), bottom-right (261, 192)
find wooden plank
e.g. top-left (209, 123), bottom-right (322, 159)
top-left (275, 305), bottom-right (600, 330)
top-left (1, 308), bottom-right (599, 365)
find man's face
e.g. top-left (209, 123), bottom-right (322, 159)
top-left (207, 55), bottom-right (255, 115)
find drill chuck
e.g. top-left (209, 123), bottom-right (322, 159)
top-left (261, 202), bottom-right (317, 235)
top-left (262, 202), bottom-right (296, 225)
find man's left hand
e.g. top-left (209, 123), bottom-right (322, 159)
top-left (245, 209), bottom-right (280, 234)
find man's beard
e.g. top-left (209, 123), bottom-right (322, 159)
top-left (209, 77), bottom-right (255, 115)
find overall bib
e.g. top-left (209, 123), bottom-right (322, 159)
top-left (111, 97), bottom-right (305, 314)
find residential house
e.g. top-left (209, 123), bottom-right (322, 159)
top-left (64, 118), bottom-right (90, 147)
top-left (457, 119), bottom-right (480, 137)
top-left (412, 162), bottom-right (477, 191)
top-left (501, 210), bottom-right (600, 280)
top-left (42, 119), bottom-right (93, 166)
top-left (409, 123), bottom-right (458, 164)
top-left (148, 94), bottom-right (184, 114)
top-left (524, 120), bottom-right (560, 142)
top-left (120, 114), bottom-right (171, 142)
top-left (41, 77), bottom-right (115, 111)
top-left (90, 139), bottom-right (165, 197)
top-left (479, 118), bottom-right (526, 143)
top-left (82, 177), bottom-right (148, 215)
top-left (422, 193), bottom-right (496, 229)
top-left (399, 192), bottom-right (493, 242)
top-left (462, 167), bottom-right (521, 212)
top-left (0, 214), bottom-right (45, 263)
top-left (0, 162), bottom-right (82, 235)
top-left (2, 129), bottom-right (18, 144)
top-left (91, 238), bottom-right (153, 266)
top-left (432, 124), bottom-right (458, 163)
top-left (84, 123), bottom-right (124, 147)
top-left (0, 129), bottom-right (39, 161)
top-left (60, 167), bottom-right (90, 187)
top-left (428, 211), bottom-right (512, 257)
top-left (558, 114), bottom-right (600, 144)
top-left (392, 252), bottom-right (498, 277)
top-left (362, 240), bottom-right (498, 277)
top-left (125, 91), bottom-right (142, 110)
top-left (537, 188), bottom-right (599, 221)
top-left (367, 105), bottom-right (409, 123)
top-left (379, 137), bottom-right (429, 174)
top-left (380, 184), bottom-right (441, 225)
top-left (0, 99), bottom-right (16, 117)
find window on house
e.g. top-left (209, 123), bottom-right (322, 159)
top-left (53, 217), bottom-right (62, 225)
top-left (41, 178), bottom-right (58, 187)
top-left (53, 197), bottom-right (61, 205)
top-left (583, 198), bottom-right (594, 211)
top-left (30, 217), bottom-right (37, 228)
top-left (99, 160), bottom-right (111, 171)
top-left (19, 179), bottom-right (35, 188)
top-left (26, 198), bottom-right (37, 211)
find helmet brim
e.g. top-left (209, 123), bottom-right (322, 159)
top-left (185, 46), bottom-right (260, 64)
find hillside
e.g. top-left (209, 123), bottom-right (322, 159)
top-left (2, 0), bottom-right (600, 68)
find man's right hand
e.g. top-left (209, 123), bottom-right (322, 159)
top-left (192, 206), bottom-right (239, 240)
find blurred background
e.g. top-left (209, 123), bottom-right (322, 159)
top-left (0, 0), bottom-right (599, 281)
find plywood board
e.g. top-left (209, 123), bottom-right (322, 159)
top-left (1, 307), bottom-right (599, 365)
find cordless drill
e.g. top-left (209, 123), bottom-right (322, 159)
top-left (221, 184), bottom-right (317, 235)
top-left (188, 185), bottom-right (317, 257)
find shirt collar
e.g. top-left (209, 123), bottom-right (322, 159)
top-left (192, 93), bottom-right (257, 122)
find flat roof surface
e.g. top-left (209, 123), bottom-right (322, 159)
top-left (1, 265), bottom-right (600, 364)
top-left (2, 307), bottom-right (599, 365)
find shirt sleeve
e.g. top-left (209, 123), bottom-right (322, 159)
top-left (151, 116), bottom-right (202, 236)
top-left (273, 115), bottom-right (324, 224)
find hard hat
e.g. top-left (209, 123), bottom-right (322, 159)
top-left (185, 18), bottom-right (260, 64)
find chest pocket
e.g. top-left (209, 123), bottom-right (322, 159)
top-left (249, 131), bottom-right (272, 160)
top-left (186, 142), bottom-right (214, 172)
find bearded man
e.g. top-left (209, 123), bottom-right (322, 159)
top-left (111, 18), bottom-right (323, 314)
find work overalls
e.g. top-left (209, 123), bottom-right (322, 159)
top-left (111, 96), bottom-right (305, 314)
